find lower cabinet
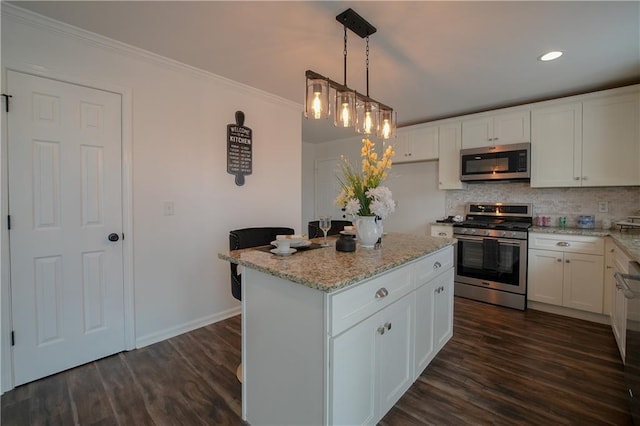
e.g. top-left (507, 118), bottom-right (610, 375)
top-left (528, 233), bottom-right (604, 313)
top-left (331, 294), bottom-right (414, 424)
top-left (329, 247), bottom-right (454, 425)
top-left (414, 268), bottom-right (454, 375)
top-left (609, 239), bottom-right (631, 361)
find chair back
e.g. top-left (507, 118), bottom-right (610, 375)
top-left (308, 220), bottom-right (353, 239)
top-left (229, 227), bottom-right (295, 300)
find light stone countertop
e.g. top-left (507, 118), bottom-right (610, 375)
top-left (218, 232), bottom-right (457, 293)
top-left (530, 226), bottom-right (640, 263)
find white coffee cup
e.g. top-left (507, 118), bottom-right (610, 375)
top-left (273, 239), bottom-right (290, 253)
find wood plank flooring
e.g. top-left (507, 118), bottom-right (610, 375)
top-left (2, 298), bottom-right (631, 425)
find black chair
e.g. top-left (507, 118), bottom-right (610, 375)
top-left (229, 227), bottom-right (295, 301)
top-left (308, 220), bottom-right (353, 239)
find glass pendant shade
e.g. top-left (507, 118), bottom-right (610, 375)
top-left (356, 99), bottom-right (379, 135)
top-left (334, 89), bottom-right (356, 128)
top-left (305, 77), bottom-right (329, 119)
top-left (378, 108), bottom-right (396, 139)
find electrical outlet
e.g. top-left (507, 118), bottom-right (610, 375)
top-left (598, 201), bottom-right (609, 213)
top-left (163, 201), bottom-right (175, 216)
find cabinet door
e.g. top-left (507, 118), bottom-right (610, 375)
top-left (437, 122), bottom-right (466, 189)
top-left (527, 249), bottom-right (563, 305)
top-left (409, 125), bottom-right (439, 161)
top-left (462, 117), bottom-right (493, 149)
top-left (613, 284), bottom-right (628, 361)
top-left (414, 281), bottom-right (435, 377)
top-left (562, 253), bottom-right (604, 313)
top-left (376, 294), bottom-right (414, 419)
top-left (493, 111), bottom-right (530, 145)
top-left (433, 269), bottom-right (454, 353)
top-left (393, 129), bottom-right (411, 162)
top-left (330, 313), bottom-right (377, 426)
top-left (531, 102), bottom-right (582, 187)
top-left (582, 92), bottom-right (640, 186)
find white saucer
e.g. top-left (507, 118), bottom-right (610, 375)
top-left (270, 248), bottom-right (297, 256)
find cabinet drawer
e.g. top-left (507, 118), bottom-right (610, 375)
top-left (614, 244), bottom-right (631, 273)
top-left (431, 224), bottom-right (453, 238)
top-left (415, 246), bottom-right (454, 286)
top-left (528, 233), bottom-right (604, 255)
top-left (329, 267), bottom-right (413, 336)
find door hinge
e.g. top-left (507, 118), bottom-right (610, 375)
top-left (7, 215), bottom-right (10, 230)
top-left (11, 331), bottom-right (15, 346)
top-left (1, 94), bottom-right (12, 113)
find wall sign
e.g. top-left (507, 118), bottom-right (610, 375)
top-left (227, 111), bottom-right (252, 186)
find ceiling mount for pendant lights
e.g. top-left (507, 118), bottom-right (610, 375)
top-left (304, 8), bottom-right (395, 140)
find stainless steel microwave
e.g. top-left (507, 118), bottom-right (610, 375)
top-left (460, 143), bottom-right (531, 182)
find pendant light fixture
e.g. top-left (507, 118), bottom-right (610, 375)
top-left (304, 8), bottom-right (395, 139)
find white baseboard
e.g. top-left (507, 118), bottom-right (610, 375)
top-left (135, 306), bottom-right (241, 349)
top-left (528, 301), bottom-right (610, 325)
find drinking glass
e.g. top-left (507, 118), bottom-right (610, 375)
top-left (319, 216), bottom-right (332, 247)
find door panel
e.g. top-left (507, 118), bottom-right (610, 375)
top-left (8, 71), bottom-right (125, 386)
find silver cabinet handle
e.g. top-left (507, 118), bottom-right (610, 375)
top-left (377, 326), bottom-right (386, 335)
top-left (556, 242), bottom-right (570, 247)
top-left (433, 261), bottom-right (442, 269)
top-left (385, 322), bottom-right (392, 331)
top-left (375, 288), bottom-right (389, 299)
top-left (574, 177), bottom-right (580, 180)
top-left (566, 259), bottom-right (570, 263)
top-left (557, 258), bottom-right (562, 262)
top-left (582, 176), bottom-right (588, 180)
top-left (438, 232), bottom-right (447, 236)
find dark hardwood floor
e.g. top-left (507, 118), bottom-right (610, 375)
top-left (2, 297), bottom-right (631, 425)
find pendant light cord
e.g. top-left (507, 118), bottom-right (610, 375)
top-left (365, 36), bottom-right (370, 97)
top-left (343, 26), bottom-right (348, 86)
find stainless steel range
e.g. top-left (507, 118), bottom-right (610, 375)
top-left (453, 203), bottom-right (532, 310)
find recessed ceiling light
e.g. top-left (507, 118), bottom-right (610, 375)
top-left (539, 51), bottom-right (563, 61)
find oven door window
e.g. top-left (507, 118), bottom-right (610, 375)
top-left (457, 238), bottom-right (521, 286)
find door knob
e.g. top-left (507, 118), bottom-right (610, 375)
top-left (108, 233), bottom-right (120, 242)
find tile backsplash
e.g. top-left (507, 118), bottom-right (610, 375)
top-left (445, 183), bottom-right (640, 228)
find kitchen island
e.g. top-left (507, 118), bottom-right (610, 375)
top-left (219, 233), bottom-right (456, 425)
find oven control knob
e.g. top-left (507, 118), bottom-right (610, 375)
top-left (510, 232), bottom-right (517, 237)
top-left (469, 229), bottom-right (476, 234)
top-left (484, 230), bottom-right (490, 236)
top-left (500, 231), bottom-right (507, 237)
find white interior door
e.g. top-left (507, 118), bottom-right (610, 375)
top-left (7, 70), bottom-right (125, 386)
top-left (314, 158), bottom-right (346, 220)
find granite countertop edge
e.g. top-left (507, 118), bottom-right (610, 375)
top-left (218, 233), bottom-right (457, 293)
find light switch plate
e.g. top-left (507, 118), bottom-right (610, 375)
top-left (598, 201), bottom-right (609, 213)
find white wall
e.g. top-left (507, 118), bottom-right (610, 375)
top-left (1, 5), bottom-right (302, 390)
top-left (304, 135), bottom-right (446, 236)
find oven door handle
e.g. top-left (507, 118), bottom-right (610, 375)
top-left (455, 235), bottom-right (524, 246)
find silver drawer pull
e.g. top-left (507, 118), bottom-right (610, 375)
top-left (385, 322), bottom-right (392, 331)
top-left (433, 261), bottom-right (442, 269)
top-left (375, 288), bottom-right (389, 299)
top-left (438, 232), bottom-right (447, 236)
top-left (377, 326), bottom-right (386, 335)
top-left (556, 242), bottom-right (570, 247)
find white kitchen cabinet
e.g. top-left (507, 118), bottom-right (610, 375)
top-left (394, 124), bottom-right (439, 163)
top-left (528, 233), bottom-right (605, 314)
top-left (430, 223), bottom-right (453, 238)
top-left (331, 293), bottom-right (413, 425)
top-left (461, 110), bottom-right (530, 149)
top-left (531, 89), bottom-right (640, 188)
top-left (530, 102), bottom-right (583, 187)
top-left (437, 121), bottom-right (466, 189)
top-left (582, 92), bottom-right (640, 186)
top-left (414, 268), bottom-right (454, 376)
top-left (608, 239), bottom-right (631, 361)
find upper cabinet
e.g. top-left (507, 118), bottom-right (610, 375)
top-left (531, 88), bottom-right (640, 188)
top-left (582, 92), bottom-right (640, 186)
top-left (530, 102), bottom-right (583, 187)
top-left (437, 122), bottom-right (466, 190)
top-left (461, 110), bottom-right (530, 149)
top-left (393, 124), bottom-right (439, 164)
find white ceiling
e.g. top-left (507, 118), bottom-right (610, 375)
top-left (10, 1), bottom-right (640, 143)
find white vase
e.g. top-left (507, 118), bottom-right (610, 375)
top-left (355, 215), bottom-right (382, 248)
